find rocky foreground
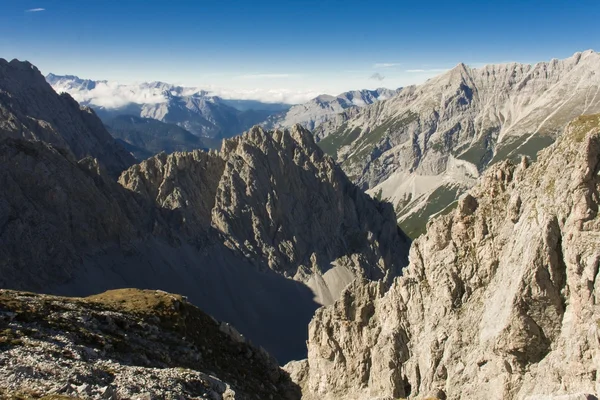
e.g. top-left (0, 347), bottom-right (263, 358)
top-left (0, 289), bottom-right (299, 399)
top-left (286, 115), bottom-right (600, 399)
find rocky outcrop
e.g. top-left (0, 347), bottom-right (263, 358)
top-left (0, 288), bottom-right (300, 399)
top-left (0, 58), bottom-right (135, 176)
top-left (290, 114), bottom-right (600, 399)
top-left (120, 125), bottom-right (409, 304)
top-left (315, 51), bottom-right (600, 237)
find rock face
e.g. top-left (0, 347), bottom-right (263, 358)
top-left (314, 51), bottom-right (600, 238)
top-left (262, 88), bottom-right (398, 134)
top-left (0, 59), bottom-right (135, 177)
top-left (0, 87), bottom-right (408, 364)
top-left (120, 125), bottom-right (409, 305)
top-left (0, 288), bottom-right (300, 399)
top-left (290, 114), bottom-right (600, 399)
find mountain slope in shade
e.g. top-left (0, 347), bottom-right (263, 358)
top-left (314, 50), bottom-right (600, 238)
top-left (0, 122), bottom-right (409, 363)
top-left (262, 88), bottom-right (399, 133)
top-left (0, 289), bottom-right (300, 399)
top-left (104, 115), bottom-right (217, 160)
top-left (46, 73), bottom-right (291, 140)
top-left (0, 59), bottom-right (135, 176)
top-left (288, 114), bottom-right (600, 399)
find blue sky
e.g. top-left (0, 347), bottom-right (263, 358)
top-left (1, 0), bottom-right (599, 102)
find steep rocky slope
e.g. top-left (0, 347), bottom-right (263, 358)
top-left (262, 88), bottom-right (398, 133)
top-left (0, 288), bottom-right (299, 399)
top-left (0, 59), bottom-right (135, 177)
top-left (0, 118), bottom-right (408, 362)
top-left (315, 51), bottom-right (600, 238)
top-left (288, 114), bottom-right (600, 399)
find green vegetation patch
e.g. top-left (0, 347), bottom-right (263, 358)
top-left (342, 111), bottom-right (418, 167)
top-left (317, 123), bottom-right (362, 158)
top-left (490, 133), bottom-right (554, 165)
top-left (455, 127), bottom-right (497, 169)
top-left (569, 114), bottom-right (600, 142)
top-left (399, 184), bottom-right (461, 239)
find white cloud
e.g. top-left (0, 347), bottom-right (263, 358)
top-left (212, 87), bottom-right (321, 104)
top-left (49, 77), bottom-right (320, 107)
top-left (370, 73), bottom-right (385, 81)
top-left (373, 63), bottom-right (400, 68)
top-left (236, 73), bottom-right (295, 80)
top-left (25, 8), bottom-right (45, 12)
top-left (405, 68), bottom-right (448, 73)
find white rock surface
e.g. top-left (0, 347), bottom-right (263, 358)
top-left (0, 289), bottom-right (298, 399)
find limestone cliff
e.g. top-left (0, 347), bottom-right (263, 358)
top-left (120, 125), bottom-right (409, 305)
top-left (290, 114), bottom-right (600, 399)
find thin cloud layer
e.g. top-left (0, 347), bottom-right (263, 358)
top-left (25, 8), bottom-right (45, 12)
top-left (373, 63), bottom-right (400, 68)
top-left (237, 74), bottom-right (294, 80)
top-left (48, 76), bottom-right (320, 106)
top-left (406, 68), bottom-right (448, 73)
top-left (370, 73), bottom-right (385, 81)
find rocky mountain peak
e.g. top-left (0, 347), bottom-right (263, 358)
top-left (315, 52), bottom-right (600, 238)
top-left (0, 58), bottom-right (135, 176)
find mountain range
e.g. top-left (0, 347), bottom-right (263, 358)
top-left (261, 88), bottom-right (399, 132)
top-left (2, 51), bottom-right (600, 400)
top-left (312, 50), bottom-right (600, 237)
top-left (1, 58), bottom-right (409, 364)
top-left (46, 73), bottom-right (290, 140)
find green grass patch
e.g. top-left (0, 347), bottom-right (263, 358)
top-left (399, 184), bottom-right (461, 239)
top-left (317, 123), bottom-right (362, 158)
top-left (343, 111), bottom-right (418, 167)
top-left (490, 133), bottom-right (554, 165)
top-left (455, 127), bottom-right (497, 169)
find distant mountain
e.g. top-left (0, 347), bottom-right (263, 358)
top-left (104, 115), bottom-right (220, 160)
top-left (262, 88), bottom-right (399, 133)
top-left (46, 74), bottom-right (291, 140)
top-left (313, 50), bottom-right (600, 238)
top-left (0, 59), bottom-right (135, 177)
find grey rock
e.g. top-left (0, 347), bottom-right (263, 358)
top-left (0, 58), bottom-right (135, 177)
top-left (0, 288), bottom-right (297, 399)
top-left (263, 88), bottom-right (398, 134)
